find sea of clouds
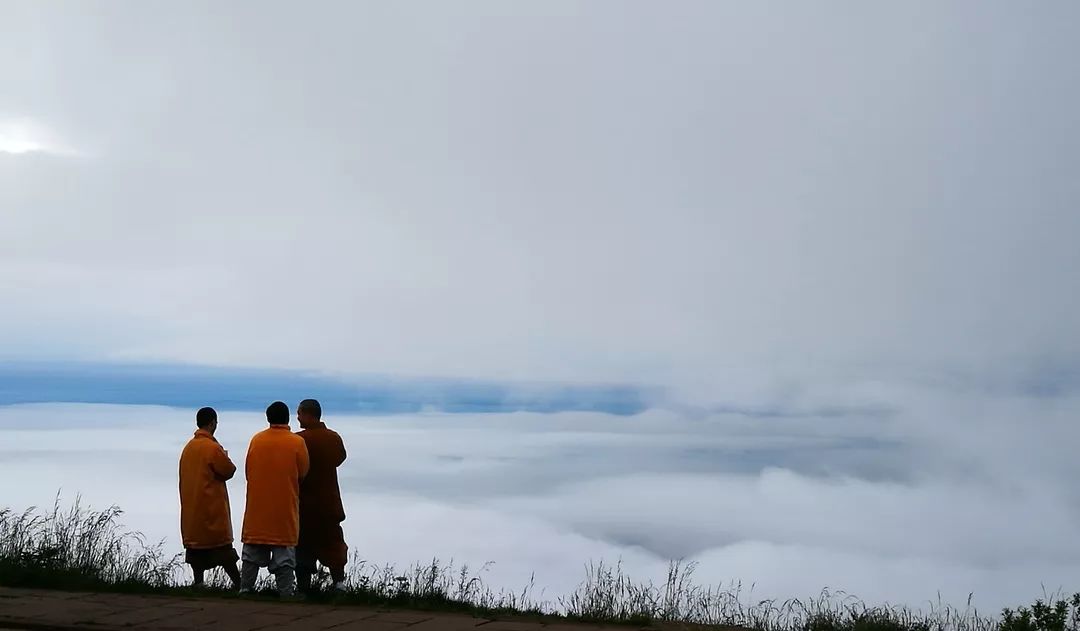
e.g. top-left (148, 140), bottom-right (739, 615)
top-left (3, 375), bottom-right (1079, 613)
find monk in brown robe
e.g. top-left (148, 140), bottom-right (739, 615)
top-left (295, 399), bottom-right (349, 592)
top-left (178, 407), bottom-right (242, 588)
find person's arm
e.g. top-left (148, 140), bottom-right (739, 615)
top-left (297, 440), bottom-right (311, 481)
top-left (334, 434), bottom-right (347, 468)
top-left (210, 444), bottom-right (237, 481)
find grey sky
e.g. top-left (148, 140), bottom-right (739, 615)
top-left (2, 1), bottom-right (1078, 392)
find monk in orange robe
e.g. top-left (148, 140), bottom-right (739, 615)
top-left (178, 407), bottom-right (241, 588)
top-left (239, 401), bottom-right (310, 597)
top-left (295, 399), bottom-right (349, 592)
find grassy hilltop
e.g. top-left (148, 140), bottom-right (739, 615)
top-left (0, 498), bottom-right (1073, 631)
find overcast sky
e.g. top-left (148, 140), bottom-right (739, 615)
top-left (4, 1), bottom-right (1078, 390)
top-left (2, 0), bottom-right (1080, 612)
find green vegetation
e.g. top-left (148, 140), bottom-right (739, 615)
top-left (0, 497), bottom-right (176, 592)
top-left (1000, 595), bottom-right (1080, 631)
top-left (0, 498), bottom-right (1065, 631)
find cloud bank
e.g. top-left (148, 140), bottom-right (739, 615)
top-left (2, 396), bottom-right (1080, 612)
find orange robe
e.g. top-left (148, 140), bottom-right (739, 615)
top-left (179, 429), bottom-right (236, 549)
top-left (297, 423), bottom-right (348, 567)
top-left (241, 425), bottom-right (310, 547)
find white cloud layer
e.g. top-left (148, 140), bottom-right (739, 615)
top-left (2, 397), bottom-right (1080, 612)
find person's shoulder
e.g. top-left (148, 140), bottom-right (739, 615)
top-left (179, 436), bottom-right (199, 457)
top-left (182, 434), bottom-right (218, 461)
top-left (185, 433), bottom-right (213, 449)
top-left (249, 427), bottom-right (273, 444)
top-left (298, 425), bottom-right (336, 438)
top-left (289, 431), bottom-right (308, 453)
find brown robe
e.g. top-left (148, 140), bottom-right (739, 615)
top-left (297, 422), bottom-right (348, 570)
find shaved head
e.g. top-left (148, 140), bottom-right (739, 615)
top-left (298, 398), bottom-right (322, 420)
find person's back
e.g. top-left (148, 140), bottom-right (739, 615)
top-left (178, 407), bottom-right (241, 588)
top-left (295, 399), bottom-right (348, 591)
top-left (240, 401), bottom-right (310, 596)
top-left (242, 427), bottom-right (308, 545)
top-left (179, 426), bottom-right (235, 549)
top-left (298, 422), bottom-right (346, 527)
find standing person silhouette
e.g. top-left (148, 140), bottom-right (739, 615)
top-left (239, 401), bottom-right (309, 597)
top-left (295, 399), bottom-right (349, 592)
top-left (179, 407), bottom-right (241, 589)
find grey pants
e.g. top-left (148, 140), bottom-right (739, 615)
top-left (240, 544), bottom-right (297, 596)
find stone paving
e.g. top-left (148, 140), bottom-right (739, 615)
top-left (0, 587), bottom-right (658, 631)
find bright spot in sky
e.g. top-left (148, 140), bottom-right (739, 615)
top-left (0, 118), bottom-right (78, 156)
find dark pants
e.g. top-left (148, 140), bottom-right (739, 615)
top-left (296, 524), bottom-right (348, 587)
top-left (185, 545), bottom-right (240, 586)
